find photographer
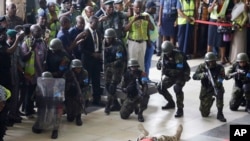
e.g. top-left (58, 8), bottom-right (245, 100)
top-left (59, 0), bottom-right (81, 27)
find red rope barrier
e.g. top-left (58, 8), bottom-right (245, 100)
top-left (195, 20), bottom-right (232, 27)
top-left (195, 20), bottom-right (250, 27)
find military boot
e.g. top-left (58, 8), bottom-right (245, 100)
top-left (104, 100), bottom-right (112, 115)
top-left (138, 111), bottom-right (144, 122)
top-left (75, 114), bottom-right (82, 126)
top-left (217, 108), bottom-right (227, 122)
top-left (162, 100), bottom-right (175, 110)
top-left (175, 108), bottom-right (183, 118)
top-left (51, 130), bottom-right (58, 139)
top-left (245, 100), bottom-right (250, 113)
top-left (175, 124), bottom-right (183, 141)
top-left (110, 99), bottom-right (121, 111)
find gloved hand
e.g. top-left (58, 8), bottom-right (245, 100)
top-left (246, 73), bottom-right (250, 78)
top-left (141, 77), bottom-right (149, 84)
top-left (217, 77), bottom-right (224, 83)
top-left (83, 78), bottom-right (89, 85)
top-left (156, 62), bottom-right (161, 70)
top-left (122, 88), bottom-right (127, 93)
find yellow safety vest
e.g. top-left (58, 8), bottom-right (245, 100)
top-left (24, 38), bottom-right (35, 76)
top-left (128, 15), bottom-right (149, 41)
top-left (210, 0), bottom-right (230, 20)
top-left (177, 0), bottom-right (195, 25)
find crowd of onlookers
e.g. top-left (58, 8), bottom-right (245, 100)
top-left (1, 0), bottom-right (250, 140)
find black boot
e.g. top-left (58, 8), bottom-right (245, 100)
top-left (104, 100), bottom-right (112, 115)
top-left (162, 100), bottom-right (175, 110)
top-left (32, 126), bottom-right (42, 134)
top-left (175, 108), bottom-right (183, 118)
top-left (138, 111), bottom-right (144, 122)
top-left (51, 130), bottom-right (58, 139)
top-left (245, 100), bottom-right (250, 114)
top-left (75, 114), bottom-right (82, 126)
top-left (110, 99), bottom-right (121, 111)
top-left (217, 108), bottom-right (227, 122)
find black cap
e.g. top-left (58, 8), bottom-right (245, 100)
top-left (0, 16), bottom-right (6, 22)
top-left (104, 0), bottom-right (114, 5)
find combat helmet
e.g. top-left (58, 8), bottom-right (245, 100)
top-left (204, 52), bottom-right (217, 62)
top-left (42, 71), bottom-right (53, 78)
top-left (104, 28), bottom-right (116, 38)
top-left (127, 58), bottom-right (139, 67)
top-left (236, 53), bottom-right (249, 62)
top-left (70, 59), bottom-right (83, 69)
top-left (49, 38), bottom-right (63, 51)
top-left (161, 41), bottom-right (174, 54)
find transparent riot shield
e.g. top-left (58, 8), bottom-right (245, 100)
top-left (34, 77), bottom-right (65, 130)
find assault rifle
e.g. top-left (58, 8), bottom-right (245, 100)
top-left (226, 69), bottom-right (245, 80)
top-left (205, 63), bottom-right (219, 96)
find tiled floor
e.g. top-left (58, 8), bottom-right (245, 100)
top-left (4, 55), bottom-right (250, 141)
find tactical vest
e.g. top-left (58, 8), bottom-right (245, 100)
top-left (128, 15), bottom-right (149, 40)
top-left (177, 0), bottom-right (195, 25)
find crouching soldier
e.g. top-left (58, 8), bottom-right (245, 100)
top-left (64, 59), bottom-right (91, 126)
top-left (156, 41), bottom-right (190, 118)
top-left (0, 85), bottom-right (11, 141)
top-left (103, 28), bottom-right (127, 115)
top-left (32, 72), bottom-right (65, 139)
top-left (192, 52), bottom-right (227, 122)
top-left (120, 59), bottom-right (149, 122)
top-left (226, 53), bottom-right (250, 113)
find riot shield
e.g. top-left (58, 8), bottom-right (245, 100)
top-left (34, 77), bottom-right (65, 130)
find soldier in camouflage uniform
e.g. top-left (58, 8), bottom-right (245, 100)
top-left (98, 0), bottom-right (127, 41)
top-left (192, 52), bottom-right (227, 122)
top-left (120, 59), bottom-right (149, 122)
top-left (103, 28), bottom-right (127, 115)
top-left (135, 124), bottom-right (183, 141)
top-left (156, 41), bottom-right (190, 118)
top-left (64, 59), bottom-right (91, 126)
top-left (226, 53), bottom-right (250, 113)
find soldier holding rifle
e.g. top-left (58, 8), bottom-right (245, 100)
top-left (226, 53), bottom-right (250, 113)
top-left (192, 52), bottom-right (227, 122)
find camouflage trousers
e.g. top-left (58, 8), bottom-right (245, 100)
top-left (157, 76), bottom-right (185, 108)
top-left (199, 86), bottom-right (224, 116)
top-left (229, 84), bottom-right (250, 110)
top-left (120, 94), bottom-right (149, 119)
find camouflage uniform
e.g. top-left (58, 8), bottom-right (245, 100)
top-left (120, 59), bottom-right (149, 122)
top-left (226, 53), bottom-right (250, 113)
top-left (135, 124), bottom-right (183, 141)
top-left (103, 35), bottom-right (127, 115)
top-left (192, 52), bottom-right (226, 122)
top-left (64, 59), bottom-right (91, 126)
top-left (156, 42), bottom-right (190, 118)
top-left (99, 4), bottom-right (127, 40)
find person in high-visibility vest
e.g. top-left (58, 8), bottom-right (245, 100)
top-left (0, 85), bottom-right (11, 141)
top-left (176, 0), bottom-right (195, 55)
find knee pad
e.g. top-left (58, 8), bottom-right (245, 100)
top-left (243, 84), bottom-right (250, 93)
